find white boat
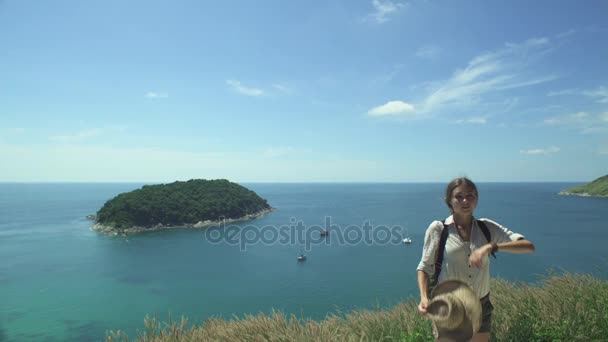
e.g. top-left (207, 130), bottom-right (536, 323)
top-left (297, 254), bottom-right (307, 261)
top-left (403, 237), bottom-right (412, 244)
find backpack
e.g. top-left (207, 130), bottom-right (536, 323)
top-left (428, 219), bottom-right (495, 296)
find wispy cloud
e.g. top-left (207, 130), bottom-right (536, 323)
top-left (456, 117), bottom-right (487, 124)
top-left (272, 83), bottom-right (294, 95)
top-left (544, 111), bottom-right (608, 134)
top-left (543, 111), bottom-right (590, 125)
top-left (11, 128), bottom-right (25, 133)
top-left (367, 100), bottom-right (415, 117)
top-left (261, 146), bottom-right (295, 158)
top-left (49, 126), bottom-right (128, 144)
top-left (420, 38), bottom-right (557, 114)
top-left (226, 80), bottom-right (264, 97)
top-left (371, 64), bottom-right (404, 85)
top-left (556, 28), bottom-right (577, 39)
top-left (547, 85), bottom-right (608, 103)
top-left (520, 146), bottom-right (560, 155)
top-left (583, 112), bottom-right (608, 134)
top-left (584, 86), bottom-right (608, 103)
top-left (145, 92), bottom-right (169, 99)
top-left (367, 0), bottom-right (406, 23)
top-left (546, 88), bottom-right (579, 97)
top-left (50, 128), bottom-right (104, 143)
top-left (415, 45), bottom-right (441, 59)
top-left (107, 124), bottom-right (129, 132)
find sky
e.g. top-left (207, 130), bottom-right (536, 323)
top-left (1, 0), bottom-right (607, 182)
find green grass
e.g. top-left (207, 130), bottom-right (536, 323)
top-left (106, 273), bottom-right (608, 341)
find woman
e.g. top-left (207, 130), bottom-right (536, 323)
top-left (416, 177), bottom-right (535, 341)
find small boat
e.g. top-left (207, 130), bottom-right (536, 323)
top-left (320, 229), bottom-right (329, 237)
top-left (403, 237), bottom-right (412, 244)
top-left (297, 254), bottom-right (307, 261)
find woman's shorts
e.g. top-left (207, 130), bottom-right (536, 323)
top-left (478, 293), bottom-right (494, 333)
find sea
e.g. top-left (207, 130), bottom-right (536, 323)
top-left (1, 182), bottom-right (607, 341)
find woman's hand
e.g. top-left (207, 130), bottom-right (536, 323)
top-left (469, 244), bottom-right (492, 268)
top-left (418, 297), bottom-right (429, 316)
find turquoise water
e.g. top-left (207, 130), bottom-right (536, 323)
top-left (1, 182), bottom-right (607, 341)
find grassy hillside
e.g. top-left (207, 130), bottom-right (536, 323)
top-left (560, 175), bottom-right (608, 197)
top-left (106, 272), bottom-right (608, 342)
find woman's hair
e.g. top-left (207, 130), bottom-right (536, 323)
top-left (445, 177), bottom-right (478, 212)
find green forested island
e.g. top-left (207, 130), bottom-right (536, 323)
top-left (559, 174), bottom-right (608, 197)
top-left (91, 179), bottom-right (272, 234)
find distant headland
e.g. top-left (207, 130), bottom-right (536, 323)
top-left (89, 179), bottom-right (273, 235)
top-left (559, 174), bottom-right (608, 197)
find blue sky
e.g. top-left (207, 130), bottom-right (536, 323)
top-left (1, 0), bottom-right (607, 182)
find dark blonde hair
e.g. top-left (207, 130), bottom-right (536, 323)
top-left (445, 177), bottom-right (478, 212)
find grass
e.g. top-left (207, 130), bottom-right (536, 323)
top-left (106, 273), bottom-right (608, 341)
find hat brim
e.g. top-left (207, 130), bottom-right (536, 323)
top-left (429, 280), bottom-right (482, 340)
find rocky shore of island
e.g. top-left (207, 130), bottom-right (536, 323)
top-left (558, 174), bottom-right (608, 198)
top-left (558, 191), bottom-right (608, 198)
top-left (89, 207), bottom-right (274, 236)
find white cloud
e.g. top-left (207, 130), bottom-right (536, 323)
top-left (543, 118), bottom-right (560, 125)
top-left (572, 111), bottom-right (590, 119)
top-left (261, 146), bottom-right (295, 158)
top-left (520, 146), bottom-right (560, 155)
top-left (556, 29), bottom-right (577, 39)
top-left (544, 111), bottom-right (590, 125)
top-left (544, 111), bottom-right (608, 135)
top-left (547, 86), bottom-right (608, 103)
top-left (145, 92), bottom-right (169, 99)
top-left (581, 113), bottom-right (608, 134)
top-left (50, 128), bottom-right (104, 143)
top-left (108, 124), bottom-right (129, 131)
top-left (497, 75), bottom-right (559, 90)
top-left (226, 80), bottom-right (264, 96)
top-left (48, 126), bottom-right (127, 144)
top-left (546, 89), bottom-right (579, 97)
top-left (367, 0), bottom-right (405, 23)
top-left (421, 37), bottom-right (557, 114)
top-left (367, 100), bottom-right (415, 117)
top-left (581, 126), bottom-right (608, 134)
top-left (317, 76), bottom-right (339, 88)
top-left (371, 64), bottom-right (404, 85)
top-left (416, 45), bottom-right (441, 59)
top-left (272, 83), bottom-right (294, 94)
top-left (584, 86), bottom-right (608, 103)
top-left (456, 117), bottom-right (487, 124)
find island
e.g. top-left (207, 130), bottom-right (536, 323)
top-left (90, 179), bottom-right (273, 235)
top-left (559, 174), bottom-right (608, 197)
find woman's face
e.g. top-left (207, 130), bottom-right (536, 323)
top-left (450, 185), bottom-right (478, 216)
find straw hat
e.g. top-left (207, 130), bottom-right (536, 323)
top-left (427, 280), bottom-right (482, 341)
